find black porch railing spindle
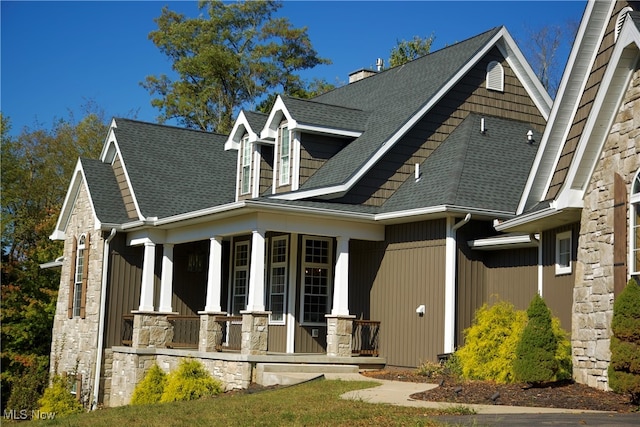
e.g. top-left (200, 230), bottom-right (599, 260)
top-left (352, 320), bottom-right (380, 356)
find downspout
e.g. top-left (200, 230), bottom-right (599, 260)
top-left (530, 233), bottom-right (543, 296)
top-left (444, 214), bottom-right (471, 354)
top-left (92, 228), bottom-right (116, 410)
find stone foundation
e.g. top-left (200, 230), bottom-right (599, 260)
top-left (326, 315), bottom-right (355, 357)
top-left (132, 313), bottom-right (174, 348)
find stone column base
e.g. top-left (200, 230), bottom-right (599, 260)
top-left (198, 311), bottom-right (227, 352)
top-left (131, 312), bottom-right (174, 348)
top-left (326, 314), bottom-right (355, 357)
top-left (240, 311), bottom-right (270, 355)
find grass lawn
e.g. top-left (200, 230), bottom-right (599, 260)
top-left (34, 379), bottom-right (471, 426)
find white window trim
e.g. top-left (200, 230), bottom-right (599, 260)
top-left (279, 125), bottom-right (290, 186)
top-left (268, 236), bottom-right (288, 325)
top-left (555, 230), bottom-right (572, 275)
top-left (231, 240), bottom-right (250, 315)
top-left (630, 169), bottom-right (640, 276)
top-left (300, 236), bottom-right (333, 326)
top-left (240, 135), bottom-right (252, 195)
top-left (73, 234), bottom-right (86, 317)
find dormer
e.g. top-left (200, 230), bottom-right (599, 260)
top-left (261, 95), bottom-right (369, 195)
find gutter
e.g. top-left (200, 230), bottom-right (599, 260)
top-left (92, 228), bottom-right (116, 410)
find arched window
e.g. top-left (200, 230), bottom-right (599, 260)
top-left (68, 233), bottom-right (89, 318)
top-left (630, 169), bottom-right (640, 275)
top-left (486, 60), bottom-right (504, 92)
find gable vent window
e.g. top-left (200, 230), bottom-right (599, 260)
top-left (486, 61), bottom-right (504, 92)
top-left (615, 7), bottom-right (633, 42)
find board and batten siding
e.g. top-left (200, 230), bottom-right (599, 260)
top-left (542, 223), bottom-right (580, 330)
top-left (111, 155), bottom-right (138, 219)
top-left (545, 1), bottom-right (632, 200)
top-left (340, 47), bottom-right (547, 207)
top-left (350, 220), bottom-right (447, 367)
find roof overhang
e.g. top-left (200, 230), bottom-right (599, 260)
top-left (468, 233), bottom-right (539, 251)
top-left (225, 110), bottom-right (261, 150)
top-left (495, 204), bottom-right (582, 234)
top-left (375, 204), bottom-right (515, 225)
top-left (39, 256), bottom-right (64, 269)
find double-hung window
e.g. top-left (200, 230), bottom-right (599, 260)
top-left (73, 235), bottom-right (86, 317)
top-left (232, 241), bottom-right (250, 315)
top-left (279, 125), bottom-right (290, 186)
top-left (268, 236), bottom-right (288, 323)
top-left (241, 135), bottom-right (251, 195)
top-left (301, 237), bottom-right (332, 324)
top-left (555, 231), bottom-right (572, 275)
top-left (631, 170), bottom-right (640, 275)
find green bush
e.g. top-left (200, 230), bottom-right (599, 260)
top-left (457, 300), bottom-right (527, 383)
top-left (513, 294), bottom-right (558, 384)
top-left (442, 351), bottom-right (463, 379)
top-left (130, 364), bottom-right (167, 405)
top-left (415, 360), bottom-right (444, 378)
top-left (552, 317), bottom-right (573, 381)
top-left (160, 359), bottom-right (223, 403)
top-left (6, 361), bottom-right (48, 413)
top-left (38, 375), bottom-right (83, 416)
top-left (608, 279), bottom-right (640, 404)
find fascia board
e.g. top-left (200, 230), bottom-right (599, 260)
top-left (495, 206), bottom-right (556, 232)
top-left (273, 30), bottom-right (517, 202)
top-left (244, 200), bottom-right (377, 222)
top-left (468, 234), bottom-right (538, 250)
top-left (374, 205), bottom-right (515, 223)
top-left (516, 0), bottom-right (614, 214)
top-left (99, 118), bottom-right (118, 162)
top-left (224, 111), bottom-right (257, 151)
top-left (291, 123), bottom-right (362, 138)
top-left (557, 20), bottom-right (640, 208)
top-left (260, 96), bottom-right (296, 140)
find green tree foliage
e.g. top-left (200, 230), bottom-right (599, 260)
top-left (142, 0), bottom-right (331, 133)
top-left (457, 300), bottom-right (527, 383)
top-left (160, 359), bottom-right (223, 403)
top-left (513, 294), bottom-right (559, 384)
top-left (388, 34), bottom-right (435, 68)
top-left (1, 109), bottom-right (108, 410)
top-left (130, 364), bottom-right (168, 405)
top-left (608, 279), bottom-right (640, 404)
top-left (38, 375), bottom-right (84, 416)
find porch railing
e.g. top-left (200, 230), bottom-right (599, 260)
top-left (167, 315), bottom-right (200, 349)
top-left (352, 320), bottom-right (380, 356)
top-left (122, 315), bottom-right (134, 346)
top-left (214, 315), bottom-right (243, 351)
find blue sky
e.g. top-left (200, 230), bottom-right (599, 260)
top-left (1, 1), bottom-right (586, 136)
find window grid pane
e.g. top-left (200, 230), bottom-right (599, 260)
top-left (269, 238), bottom-right (287, 323)
top-left (302, 238), bottom-right (330, 324)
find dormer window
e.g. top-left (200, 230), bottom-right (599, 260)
top-left (279, 124), bottom-right (290, 186)
top-left (486, 60), bottom-right (504, 92)
top-left (241, 135), bottom-right (252, 195)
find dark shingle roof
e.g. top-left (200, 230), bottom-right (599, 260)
top-left (81, 158), bottom-right (130, 224)
top-left (113, 118), bottom-right (237, 219)
top-left (380, 113), bottom-right (541, 214)
top-left (244, 111), bottom-right (268, 133)
top-left (298, 28), bottom-right (502, 190)
top-left (281, 96), bottom-right (370, 133)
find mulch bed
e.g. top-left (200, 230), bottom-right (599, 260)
top-left (362, 369), bottom-right (638, 413)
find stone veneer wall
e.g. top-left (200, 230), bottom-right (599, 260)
top-left (109, 348), bottom-right (252, 407)
top-left (573, 67), bottom-right (640, 390)
top-left (49, 183), bottom-right (105, 406)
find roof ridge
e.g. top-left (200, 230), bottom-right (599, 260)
top-left (280, 95), bottom-right (367, 112)
top-left (113, 117), bottom-right (228, 137)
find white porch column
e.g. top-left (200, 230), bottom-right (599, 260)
top-left (331, 236), bottom-right (350, 316)
top-left (204, 236), bottom-right (223, 313)
top-left (245, 229), bottom-right (266, 312)
top-left (158, 244), bottom-right (174, 313)
top-left (138, 241), bottom-right (156, 312)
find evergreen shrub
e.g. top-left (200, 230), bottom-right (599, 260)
top-left (160, 359), bottom-right (223, 403)
top-left (130, 364), bottom-right (167, 405)
top-left (513, 294), bottom-right (558, 384)
top-left (38, 375), bottom-right (83, 416)
top-left (6, 361), bottom-right (48, 413)
top-left (608, 279), bottom-right (640, 404)
top-left (457, 300), bottom-right (527, 383)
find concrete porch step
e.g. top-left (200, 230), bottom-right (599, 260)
top-left (255, 363), bottom-right (360, 386)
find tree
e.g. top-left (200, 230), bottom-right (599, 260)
top-left (142, 0), bottom-right (331, 134)
top-left (1, 108), bottom-right (108, 411)
top-left (513, 294), bottom-right (559, 384)
top-left (608, 279), bottom-right (640, 404)
top-left (388, 34), bottom-right (435, 68)
top-left (521, 21), bottom-right (579, 99)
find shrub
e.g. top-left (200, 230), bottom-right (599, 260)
top-left (415, 360), bottom-right (444, 378)
top-left (608, 279), bottom-right (640, 404)
top-left (552, 317), bottom-right (572, 381)
top-left (513, 294), bottom-right (558, 384)
top-left (160, 359), bottom-right (223, 403)
top-left (6, 360), bottom-right (49, 413)
top-left (38, 375), bottom-right (83, 416)
top-left (442, 351), bottom-right (463, 379)
top-left (457, 300), bottom-right (527, 383)
top-left (130, 364), bottom-right (167, 405)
